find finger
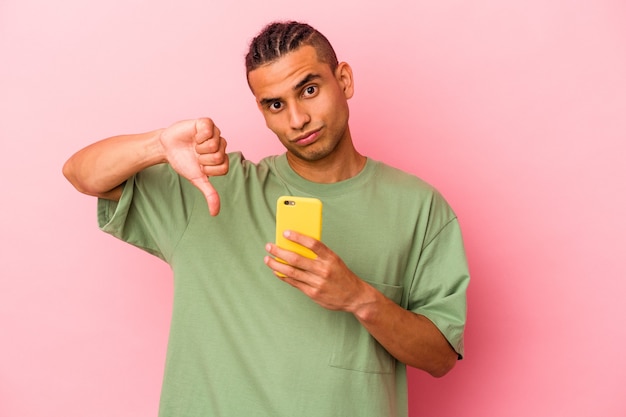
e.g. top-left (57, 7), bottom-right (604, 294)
top-left (265, 243), bottom-right (316, 276)
top-left (196, 135), bottom-right (221, 154)
top-left (264, 255), bottom-right (290, 276)
top-left (199, 138), bottom-right (229, 178)
top-left (190, 176), bottom-right (221, 216)
top-left (282, 230), bottom-right (325, 254)
top-left (264, 254), bottom-right (308, 283)
top-left (195, 119), bottom-right (220, 144)
top-left (197, 137), bottom-right (227, 165)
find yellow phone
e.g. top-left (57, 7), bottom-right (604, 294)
top-left (275, 196), bottom-right (323, 261)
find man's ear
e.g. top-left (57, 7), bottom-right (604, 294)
top-left (335, 62), bottom-right (354, 99)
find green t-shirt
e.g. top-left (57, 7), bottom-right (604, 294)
top-left (98, 152), bottom-right (469, 417)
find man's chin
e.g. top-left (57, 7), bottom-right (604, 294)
top-left (287, 146), bottom-right (330, 163)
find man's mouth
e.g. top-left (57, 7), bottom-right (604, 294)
top-left (292, 128), bottom-right (321, 146)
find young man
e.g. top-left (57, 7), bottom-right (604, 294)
top-left (63, 21), bottom-right (469, 417)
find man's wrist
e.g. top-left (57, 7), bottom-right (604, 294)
top-left (350, 281), bottom-right (386, 324)
top-left (150, 128), bottom-right (168, 164)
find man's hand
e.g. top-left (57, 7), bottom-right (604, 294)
top-left (160, 118), bottom-right (229, 216)
top-left (264, 230), bottom-right (370, 312)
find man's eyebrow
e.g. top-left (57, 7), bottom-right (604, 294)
top-left (295, 73), bottom-right (321, 90)
top-left (258, 73), bottom-right (322, 107)
top-left (259, 96), bottom-right (279, 107)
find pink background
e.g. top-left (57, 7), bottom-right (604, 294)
top-left (1, 1), bottom-right (625, 416)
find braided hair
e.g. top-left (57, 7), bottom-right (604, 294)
top-left (245, 21), bottom-right (339, 76)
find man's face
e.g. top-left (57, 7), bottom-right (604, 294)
top-left (248, 45), bottom-right (354, 163)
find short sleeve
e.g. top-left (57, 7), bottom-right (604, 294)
top-left (409, 217), bottom-right (469, 358)
top-left (97, 164), bottom-right (197, 262)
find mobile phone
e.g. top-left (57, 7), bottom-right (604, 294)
top-left (275, 196), bottom-right (323, 261)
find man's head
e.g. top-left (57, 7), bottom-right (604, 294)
top-left (245, 21), bottom-right (356, 172)
top-left (245, 21), bottom-right (338, 80)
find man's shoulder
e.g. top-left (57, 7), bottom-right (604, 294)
top-left (369, 159), bottom-right (436, 193)
top-left (367, 159), bottom-right (457, 216)
top-left (226, 151), bottom-right (278, 170)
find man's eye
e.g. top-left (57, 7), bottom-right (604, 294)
top-left (304, 86), bottom-right (317, 96)
top-left (270, 102), bottom-right (282, 111)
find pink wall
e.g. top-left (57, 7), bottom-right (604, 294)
top-left (1, 1), bottom-right (625, 416)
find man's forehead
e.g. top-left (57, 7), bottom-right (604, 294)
top-left (248, 46), bottom-right (331, 98)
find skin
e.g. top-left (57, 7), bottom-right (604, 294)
top-left (63, 45), bottom-right (457, 377)
top-left (248, 46), bottom-right (365, 183)
top-left (62, 119), bottom-right (228, 215)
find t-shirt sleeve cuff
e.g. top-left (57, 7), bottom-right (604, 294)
top-left (415, 309), bottom-right (465, 359)
top-left (97, 178), bottom-right (134, 237)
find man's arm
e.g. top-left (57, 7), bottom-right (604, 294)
top-left (264, 231), bottom-right (459, 377)
top-left (62, 118), bottom-right (228, 215)
top-left (349, 283), bottom-right (458, 377)
top-left (62, 129), bottom-right (166, 201)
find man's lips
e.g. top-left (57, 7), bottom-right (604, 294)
top-left (291, 128), bottom-right (321, 146)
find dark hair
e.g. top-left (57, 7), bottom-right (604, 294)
top-left (245, 21), bottom-right (338, 76)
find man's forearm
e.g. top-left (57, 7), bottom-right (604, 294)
top-left (352, 283), bottom-right (458, 377)
top-left (62, 129), bottom-right (166, 199)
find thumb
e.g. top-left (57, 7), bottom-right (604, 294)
top-left (190, 176), bottom-right (221, 216)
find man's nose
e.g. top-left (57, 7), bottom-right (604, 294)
top-left (289, 102), bottom-right (311, 130)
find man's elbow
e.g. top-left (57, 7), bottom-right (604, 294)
top-left (62, 161), bottom-right (89, 195)
top-left (62, 159), bottom-right (83, 192)
top-left (427, 350), bottom-right (458, 378)
top-left (430, 360), bottom-right (456, 378)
